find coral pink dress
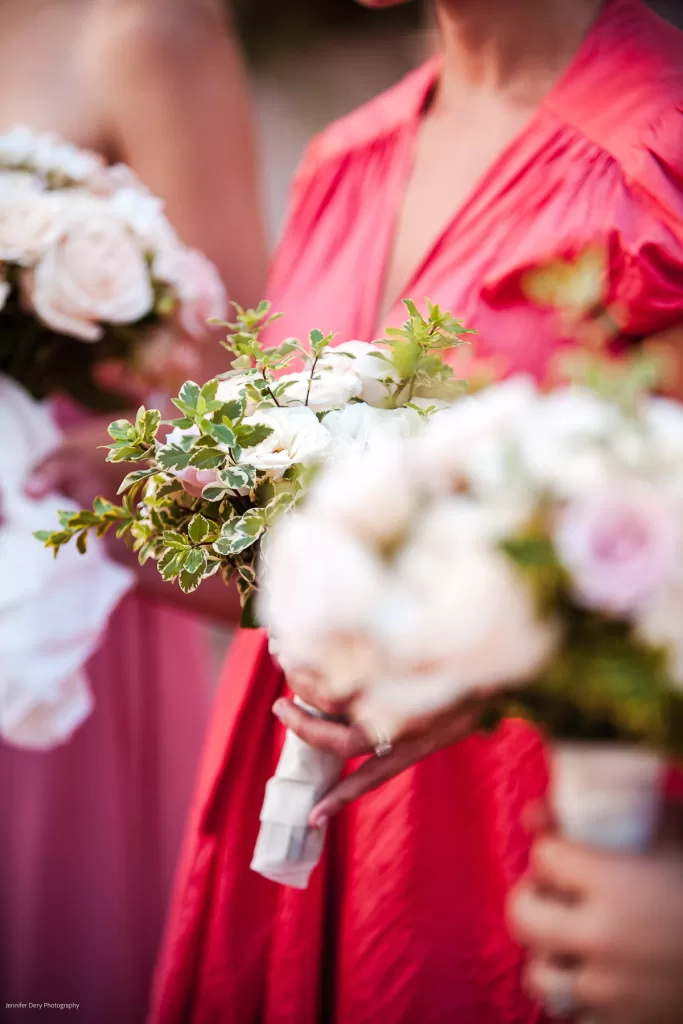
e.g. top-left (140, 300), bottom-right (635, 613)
top-left (152, 3), bottom-right (683, 1022)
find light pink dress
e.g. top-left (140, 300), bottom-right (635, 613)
top-left (0, 409), bottom-right (212, 1021)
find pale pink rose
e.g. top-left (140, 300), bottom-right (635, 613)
top-left (30, 213), bottom-right (153, 341)
top-left (153, 248), bottom-right (227, 340)
top-left (555, 483), bottom-right (678, 617)
top-left (164, 425), bottom-right (220, 498)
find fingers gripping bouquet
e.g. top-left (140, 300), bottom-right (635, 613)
top-left (38, 298), bottom-right (471, 884)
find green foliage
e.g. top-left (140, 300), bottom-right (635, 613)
top-left (36, 298), bottom-right (470, 612)
top-left (384, 299), bottom-right (472, 408)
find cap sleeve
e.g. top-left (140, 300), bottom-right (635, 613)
top-left (614, 103), bottom-right (683, 337)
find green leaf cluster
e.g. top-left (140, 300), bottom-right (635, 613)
top-left (384, 299), bottom-right (473, 408)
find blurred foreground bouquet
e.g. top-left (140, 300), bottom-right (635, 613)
top-left (259, 248), bottom-right (683, 881)
top-left (0, 125), bottom-right (226, 408)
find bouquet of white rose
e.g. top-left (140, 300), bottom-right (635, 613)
top-left (0, 126), bottom-right (225, 749)
top-left (0, 125), bottom-right (226, 408)
top-left (37, 296), bottom-right (471, 882)
top-left (260, 337), bottom-right (683, 877)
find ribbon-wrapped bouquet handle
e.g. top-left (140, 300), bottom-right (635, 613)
top-left (251, 697), bottom-right (344, 889)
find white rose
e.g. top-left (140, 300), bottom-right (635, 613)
top-left (153, 247), bottom-right (227, 338)
top-left (238, 405), bottom-right (331, 480)
top-left (637, 569), bottom-right (683, 688)
top-left (375, 498), bottom-right (558, 698)
top-left (306, 437), bottom-right (420, 547)
top-left (319, 341), bottom-right (399, 407)
top-left (323, 403), bottom-right (423, 457)
top-left (0, 264), bottom-right (9, 311)
top-left (517, 387), bottom-right (618, 499)
top-left (30, 213), bottom-right (154, 341)
top-left (419, 375), bottom-right (538, 497)
top-left (278, 364), bottom-right (363, 413)
top-left (259, 512), bottom-right (388, 696)
top-left (0, 189), bottom-right (68, 265)
top-left (112, 188), bottom-right (178, 252)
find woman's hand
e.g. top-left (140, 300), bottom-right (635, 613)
top-left (272, 676), bottom-right (481, 827)
top-left (25, 415), bottom-right (130, 507)
top-left (508, 836), bottom-right (683, 1023)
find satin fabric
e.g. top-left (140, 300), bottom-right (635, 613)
top-left (152, 3), bottom-right (683, 1022)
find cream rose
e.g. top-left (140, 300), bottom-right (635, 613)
top-left (30, 213), bottom-right (154, 341)
top-left (0, 187), bottom-right (67, 265)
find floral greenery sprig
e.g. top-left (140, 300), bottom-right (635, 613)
top-left (36, 299), bottom-right (472, 621)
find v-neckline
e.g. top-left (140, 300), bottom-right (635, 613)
top-left (371, 0), bottom-right (613, 336)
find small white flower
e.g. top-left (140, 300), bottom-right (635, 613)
top-left (306, 437), bottom-right (420, 548)
top-left (29, 212), bottom-right (154, 341)
top-left (0, 126), bottom-right (104, 183)
top-left (278, 365), bottom-right (363, 413)
top-left (238, 405), bottom-right (331, 480)
top-left (318, 341), bottom-right (399, 407)
top-left (323, 403), bottom-right (422, 456)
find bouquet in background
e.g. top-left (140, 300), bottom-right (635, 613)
top-left (0, 125), bottom-right (225, 749)
top-left (36, 296), bottom-right (471, 885)
top-left (0, 125), bottom-right (226, 408)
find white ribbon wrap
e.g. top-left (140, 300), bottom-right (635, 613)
top-left (251, 696), bottom-right (344, 889)
top-left (552, 742), bottom-right (665, 852)
top-left (0, 375), bottom-right (134, 749)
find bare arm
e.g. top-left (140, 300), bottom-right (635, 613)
top-left (84, 0), bottom-right (269, 377)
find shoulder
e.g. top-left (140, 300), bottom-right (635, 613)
top-left (81, 0), bottom-right (233, 87)
top-left (550, 0), bottom-right (683, 204)
top-left (293, 61), bottom-right (435, 190)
